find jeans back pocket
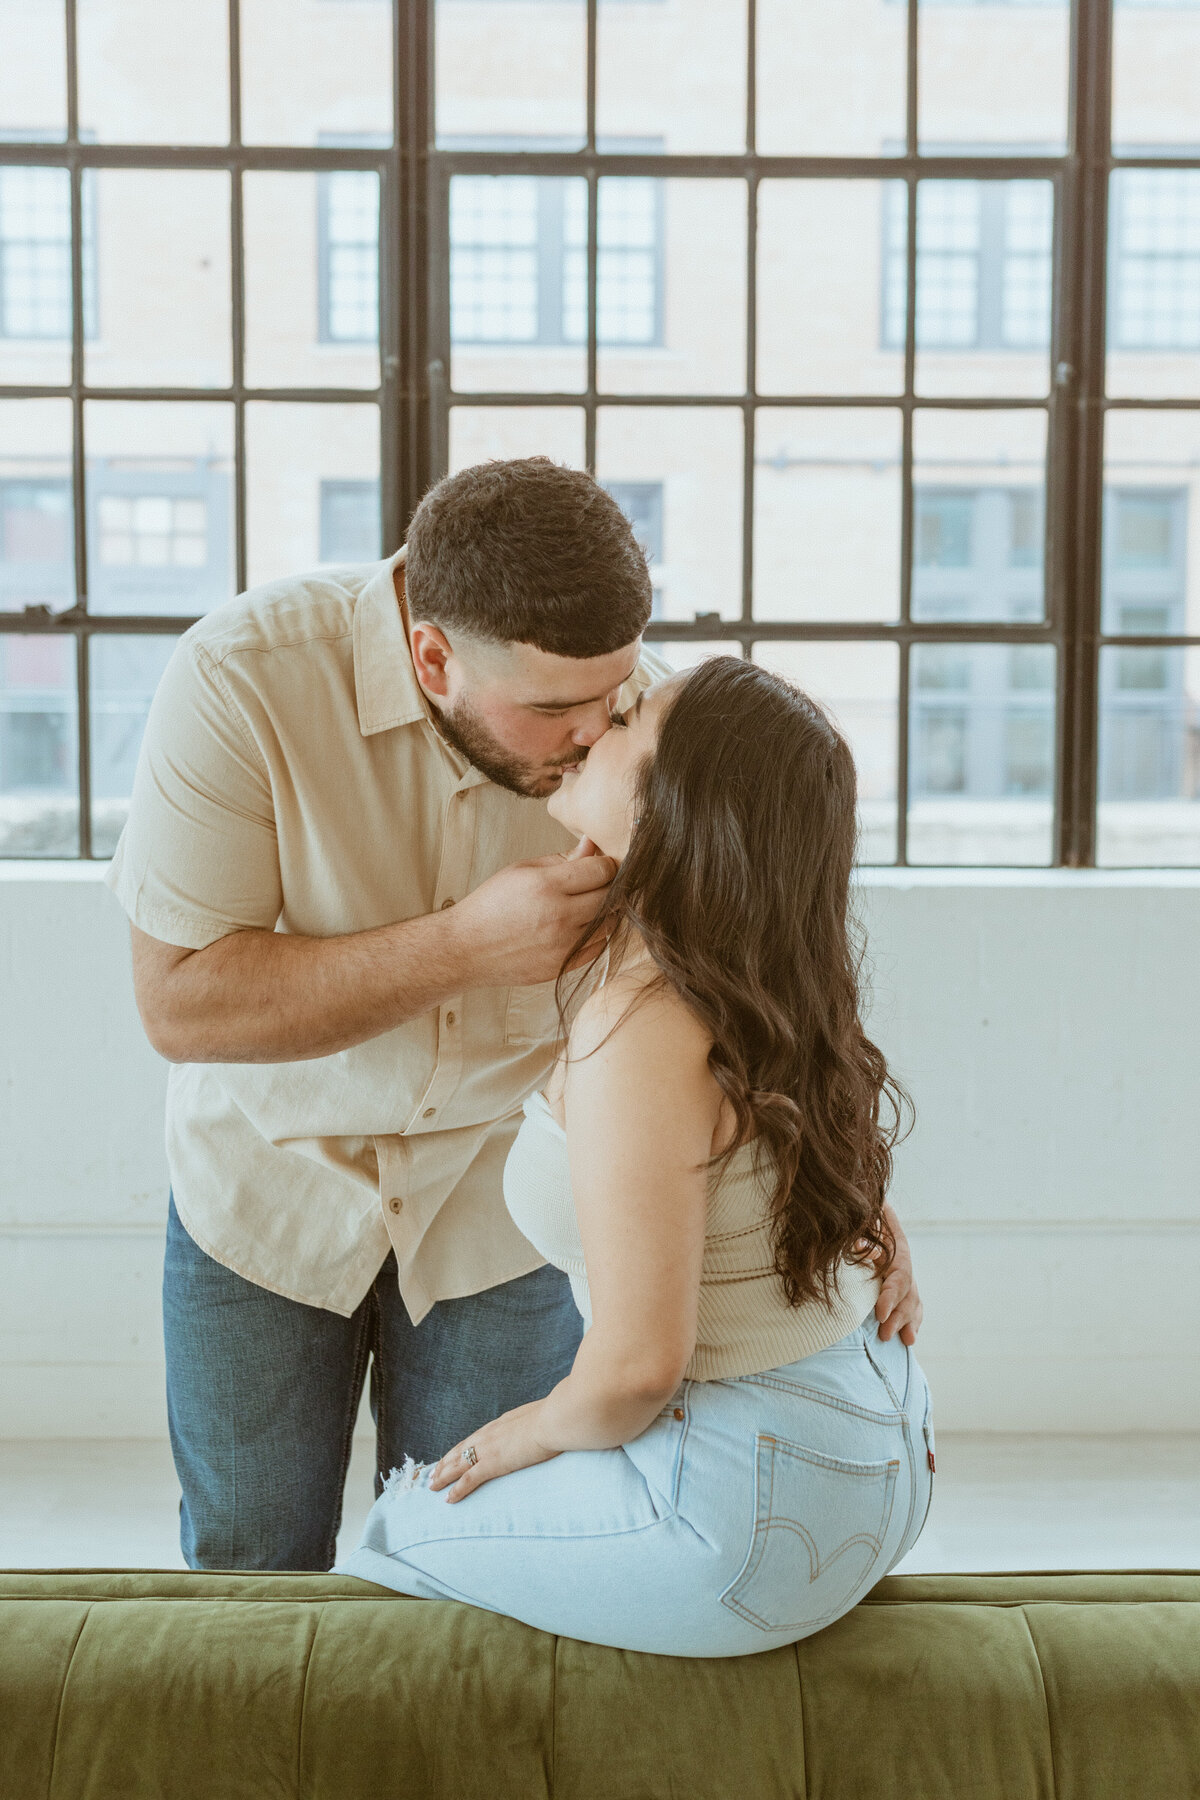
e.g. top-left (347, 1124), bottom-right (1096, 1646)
top-left (719, 1433), bottom-right (899, 1636)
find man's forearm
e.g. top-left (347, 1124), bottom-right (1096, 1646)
top-left (138, 906), bottom-right (476, 1064)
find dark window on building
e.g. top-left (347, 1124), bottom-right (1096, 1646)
top-left (1101, 489), bottom-right (1188, 797)
top-left (85, 460), bottom-right (233, 617)
top-left (0, 478), bottom-right (74, 611)
top-left (912, 487), bottom-right (1045, 621)
top-left (604, 480), bottom-right (664, 616)
top-left (319, 479), bottom-right (382, 562)
top-left (911, 488), bottom-right (1053, 800)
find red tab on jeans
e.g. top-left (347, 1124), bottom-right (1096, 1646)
top-left (927, 1449), bottom-right (936, 1474)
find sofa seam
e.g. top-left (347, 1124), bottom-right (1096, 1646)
top-left (46, 1602), bottom-right (92, 1800)
top-left (1018, 1604), bottom-right (1060, 1800)
top-left (549, 1634), bottom-right (559, 1800)
top-left (793, 1639), bottom-right (811, 1800)
top-left (296, 1604), bottom-right (323, 1800)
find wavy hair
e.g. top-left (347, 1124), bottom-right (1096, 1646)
top-left (555, 655), bottom-right (911, 1312)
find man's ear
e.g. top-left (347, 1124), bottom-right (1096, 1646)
top-left (409, 622), bottom-right (454, 699)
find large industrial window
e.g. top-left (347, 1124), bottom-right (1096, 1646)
top-left (2, 0), bottom-right (1199, 869)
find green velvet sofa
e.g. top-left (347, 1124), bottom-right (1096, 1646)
top-left (3, 1569), bottom-right (1199, 1799)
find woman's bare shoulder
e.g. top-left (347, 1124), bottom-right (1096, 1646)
top-left (569, 960), bottom-right (713, 1070)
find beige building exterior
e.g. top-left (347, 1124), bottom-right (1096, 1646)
top-left (1, 0), bottom-right (1198, 865)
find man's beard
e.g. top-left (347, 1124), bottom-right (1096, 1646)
top-left (432, 692), bottom-right (583, 798)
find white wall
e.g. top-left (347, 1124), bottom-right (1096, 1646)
top-left (2, 864), bottom-right (1198, 1437)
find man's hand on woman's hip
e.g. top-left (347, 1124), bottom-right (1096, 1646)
top-left (873, 1201), bottom-right (923, 1345)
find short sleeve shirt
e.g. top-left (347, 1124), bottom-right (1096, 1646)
top-left (105, 547), bottom-right (671, 1321)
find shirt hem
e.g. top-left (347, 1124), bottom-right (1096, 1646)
top-left (170, 1192), bottom-right (382, 1318)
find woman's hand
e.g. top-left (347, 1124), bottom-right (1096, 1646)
top-left (428, 1400), bottom-right (561, 1503)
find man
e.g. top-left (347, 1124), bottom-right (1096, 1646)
top-left (109, 456), bottom-right (922, 1571)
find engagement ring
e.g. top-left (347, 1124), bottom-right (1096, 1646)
top-left (462, 1445), bottom-right (478, 1467)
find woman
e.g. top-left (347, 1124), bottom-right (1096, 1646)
top-left (337, 656), bottom-right (934, 1656)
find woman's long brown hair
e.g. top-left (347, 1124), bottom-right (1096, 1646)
top-left (555, 655), bottom-right (911, 1312)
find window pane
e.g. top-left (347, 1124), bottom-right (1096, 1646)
top-left (77, 0), bottom-right (228, 143)
top-left (84, 402), bottom-right (234, 617)
top-left (597, 179), bottom-right (744, 396)
top-left (450, 175), bottom-right (587, 394)
top-left (448, 406), bottom-right (586, 473)
top-left (89, 633), bottom-right (175, 858)
top-left (1102, 411), bottom-right (1200, 636)
top-left (597, 0), bottom-right (745, 153)
top-left (643, 640), bottom-right (732, 675)
top-left (913, 181), bottom-right (1053, 398)
top-left (244, 171), bottom-right (380, 390)
top-left (1113, 0), bottom-right (1200, 158)
top-left (0, 165), bottom-right (75, 386)
top-left (756, 0), bottom-right (904, 156)
top-left (596, 407), bottom-right (742, 622)
top-left (1097, 646), bottom-right (1200, 866)
top-left (245, 402), bottom-right (380, 590)
top-left (908, 641), bottom-right (1056, 866)
top-left (85, 171), bottom-right (231, 390)
top-left (753, 640), bottom-right (899, 864)
top-left (0, 0), bottom-right (67, 140)
top-left (0, 399), bottom-right (74, 614)
top-left (919, 0), bottom-right (1068, 156)
top-left (754, 409), bottom-right (902, 622)
top-left (0, 632), bottom-right (77, 856)
top-left (1107, 172), bottom-right (1200, 399)
top-left (912, 409), bottom-right (1047, 621)
top-left (436, 0), bottom-right (585, 151)
top-left (759, 181), bottom-right (905, 397)
top-left (240, 0), bottom-right (392, 146)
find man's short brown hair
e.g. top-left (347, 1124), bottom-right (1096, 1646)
top-left (404, 457), bottom-right (653, 658)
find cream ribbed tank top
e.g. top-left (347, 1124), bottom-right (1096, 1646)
top-left (502, 963), bottom-right (882, 1380)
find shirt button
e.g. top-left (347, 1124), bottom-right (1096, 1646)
top-left (673, 1408), bottom-right (685, 1421)
top-left (440, 897), bottom-right (455, 909)
top-left (445, 1011), bottom-right (456, 1026)
top-left (388, 1197), bottom-right (402, 1214)
top-left (423, 1107), bottom-right (436, 1118)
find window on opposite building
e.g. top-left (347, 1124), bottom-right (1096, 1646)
top-left (1109, 171), bottom-right (1200, 350)
top-left (0, 143), bottom-right (96, 340)
top-left (450, 155), bottom-right (664, 349)
top-left (883, 180), bottom-right (1053, 351)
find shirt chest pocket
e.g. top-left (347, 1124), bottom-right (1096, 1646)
top-left (504, 980), bottom-right (562, 1047)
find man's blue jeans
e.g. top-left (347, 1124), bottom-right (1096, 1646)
top-left (162, 1194), bottom-right (584, 1571)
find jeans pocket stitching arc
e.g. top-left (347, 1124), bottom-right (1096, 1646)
top-left (719, 1433), bottom-right (900, 1636)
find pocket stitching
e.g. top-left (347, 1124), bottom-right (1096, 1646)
top-left (720, 1434), bottom-right (900, 1635)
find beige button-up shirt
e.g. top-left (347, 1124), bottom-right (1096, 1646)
top-left (106, 547), bottom-right (669, 1322)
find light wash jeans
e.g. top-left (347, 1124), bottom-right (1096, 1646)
top-left (337, 1305), bottom-right (935, 1656)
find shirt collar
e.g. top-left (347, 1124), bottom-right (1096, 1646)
top-left (353, 544), bottom-right (435, 738)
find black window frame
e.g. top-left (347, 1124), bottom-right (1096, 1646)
top-left (0, 0), bottom-right (1197, 867)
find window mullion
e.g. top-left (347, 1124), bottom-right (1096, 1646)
top-left (1059, 0), bottom-right (1113, 868)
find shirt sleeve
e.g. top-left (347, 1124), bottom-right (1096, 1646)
top-left (104, 635), bottom-right (283, 950)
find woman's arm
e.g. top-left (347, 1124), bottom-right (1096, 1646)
top-left (535, 978), bottom-right (717, 1450)
top-left (428, 976), bottom-right (716, 1500)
